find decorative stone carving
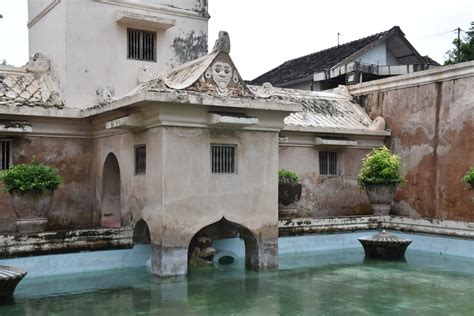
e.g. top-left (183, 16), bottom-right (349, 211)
top-left (255, 82), bottom-right (274, 98)
top-left (333, 84), bottom-right (353, 99)
top-left (23, 53), bottom-right (63, 107)
top-left (211, 62), bottom-right (233, 94)
top-left (212, 31), bottom-right (231, 53)
top-left (369, 116), bottom-right (386, 131)
top-left (96, 85), bottom-right (115, 104)
top-left (137, 66), bottom-right (154, 84)
top-left (189, 235), bottom-right (216, 266)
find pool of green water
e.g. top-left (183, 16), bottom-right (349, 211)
top-left (1, 249), bottom-right (473, 315)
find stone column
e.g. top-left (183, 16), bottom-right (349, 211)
top-left (245, 225), bottom-right (278, 270)
top-left (150, 244), bottom-right (188, 277)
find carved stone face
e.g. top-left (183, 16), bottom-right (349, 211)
top-left (211, 62), bottom-right (232, 93)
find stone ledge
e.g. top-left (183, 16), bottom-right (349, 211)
top-left (279, 216), bottom-right (474, 239)
top-left (0, 227), bottom-right (133, 259)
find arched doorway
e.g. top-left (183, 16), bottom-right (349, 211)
top-left (188, 218), bottom-right (258, 269)
top-left (101, 153), bottom-right (121, 228)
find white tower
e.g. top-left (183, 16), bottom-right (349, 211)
top-left (27, 0), bottom-right (209, 108)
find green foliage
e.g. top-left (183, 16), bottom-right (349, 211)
top-left (278, 168), bottom-right (299, 184)
top-left (463, 166), bottom-right (474, 185)
top-left (358, 146), bottom-right (405, 189)
top-left (444, 22), bottom-right (474, 65)
top-left (0, 161), bottom-right (62, 193)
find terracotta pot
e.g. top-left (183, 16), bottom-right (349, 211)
top-left (278, 182), bottom-right (302, 206)
top-left (10, 190), bottom-right (53, 233)
top-left (365, 184), bottom-right (396, 216)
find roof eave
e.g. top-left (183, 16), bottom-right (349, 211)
top-left (283, 125), bottom-right (391, 137)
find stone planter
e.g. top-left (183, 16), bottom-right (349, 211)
top-left (365, 184), bottom-right (396, 216)
top-left (278, 182), bottom-right (302, 206)
top-left (10, 190), bottom-right (53, 233)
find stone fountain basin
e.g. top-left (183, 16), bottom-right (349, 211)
top-left (358, 231), bottom-right (412, 260)
top-left (0, 265), bottom-right (28, 302)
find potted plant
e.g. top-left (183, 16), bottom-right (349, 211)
top-left (463, 166), bottom-right (474, 190)
top-left (358, 146), bottom-right (405, 215)
top-left (0, 160), bottom-right (62, 233)
top-left (278, 168), bottom-right (302, 207)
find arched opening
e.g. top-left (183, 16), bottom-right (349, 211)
top-left (133, 219), bottom-right (151, 244)
top-left (188, 218), bottom-right (258, 269)
top-left (100, 153), bottom-right (121, 228)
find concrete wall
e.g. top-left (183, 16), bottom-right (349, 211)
top-left (278, 132), bottom-right (386, 217)
top-left (350, 61), bottom-right (474, 221)
top-left (28, 0), bottom-right (209, 108)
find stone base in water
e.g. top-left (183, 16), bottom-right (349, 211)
top-left (0, 265), bottom-right (28, 303)
top-left (358, 230), bottom-right (412, 260)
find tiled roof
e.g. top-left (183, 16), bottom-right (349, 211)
top-left (251, 27), bottom-right (394, 86)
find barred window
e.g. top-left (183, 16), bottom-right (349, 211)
top-left (319, 151), bottom-right (338, 176)
top-left (135, 145), bottom-right (146, 175)
top-left (1, 140), bottom-right (11, 170)
top-left (211, 144), bottom-right (236, 174)
top-left (127, 29), bottom-right (156, 62)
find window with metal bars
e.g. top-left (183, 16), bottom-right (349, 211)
top-left (319, 151), bottom-right (338, 176)
top-left (127, 28), bottom-right (156, 62)
top-left (1, 140), bottom-right (11, 170)
top-left (211, 144), bottom-right (236, 174)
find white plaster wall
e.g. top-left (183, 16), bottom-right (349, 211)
top-left (28, 0), bottom-right (209, 108)
top-left (358, 42), bottom-right (387, 65)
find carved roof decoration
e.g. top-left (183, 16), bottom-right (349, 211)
top-left (0, 53), bottom-right (63, 108)
top-left (162, 31), bottom-right (254, 97)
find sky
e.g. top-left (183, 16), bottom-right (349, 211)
top-left (1, 0), bottom-right (473, 80)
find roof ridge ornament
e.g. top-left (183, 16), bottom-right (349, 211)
top-left (211, 31), bottom-right (231, 54)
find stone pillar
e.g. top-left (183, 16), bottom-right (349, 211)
top-left (150, 244), bottom-right (188, 277)
top-left (245, 226), bottom-right (278, 271)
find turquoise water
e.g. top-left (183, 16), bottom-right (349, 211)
top-left (1, 249), bottom-right (473, 315)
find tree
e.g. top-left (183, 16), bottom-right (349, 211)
top-left (444, 22), bottom-right (474, 65)
top-left (1, 59), bottom-right (6, 65)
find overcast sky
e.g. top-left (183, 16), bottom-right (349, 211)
top-left (1, 0), bottom-right (473, 80)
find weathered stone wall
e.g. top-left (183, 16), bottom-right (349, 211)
top-left (0, 136), bottom-right (94, 232)
top-left (350, 62), bottom-right (474, 221)
top-left (278, 133), bottom-right (386, 217)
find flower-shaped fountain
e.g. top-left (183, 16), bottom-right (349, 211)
top-left (358, 230), bottom-right (412, 260)
top-left (0, 265), bottom-right (27, 303)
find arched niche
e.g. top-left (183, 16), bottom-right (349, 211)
top-left (100, 153), bottom-right (121, 228)
top-left (188, 217), bottom-right (258, 269)
top-left (133, 218), bottom-right (151, 244)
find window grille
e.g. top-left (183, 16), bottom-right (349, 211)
top-left (1, 140), bottom-right (11, 170)
top-left (211, 144), bottom-right (236, 174)
top-left (135, 145), bottom-right (146, 175)
top-left (319, 151), bottom-right (338, 175)
top-left (127, 29), bottom-right (156, 62)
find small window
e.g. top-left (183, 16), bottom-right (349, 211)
top-left (127, 28), bottom-right (156, 62)
top-left (135, 145), bottom-right (146, 175)
top-left (1, 140), bottom-right (11, 170)
top-left (319, 151), bottom-right (338, 176)
top-left (211, 144), bottom-right (236, 174)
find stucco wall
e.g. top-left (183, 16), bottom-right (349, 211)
top-left (351, 63), bottom-right (474, 221)
top-left (28, 0), bottom-right (209, 108)
top-left (0, 136), bottom-right (94, 232)
top-left (278, 133), bottom-right (386, 217)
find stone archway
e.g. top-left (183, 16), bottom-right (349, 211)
top-left (100, 153), bottom-right (121, 228)
top-left (187, 217), bottom-right (259, 269)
